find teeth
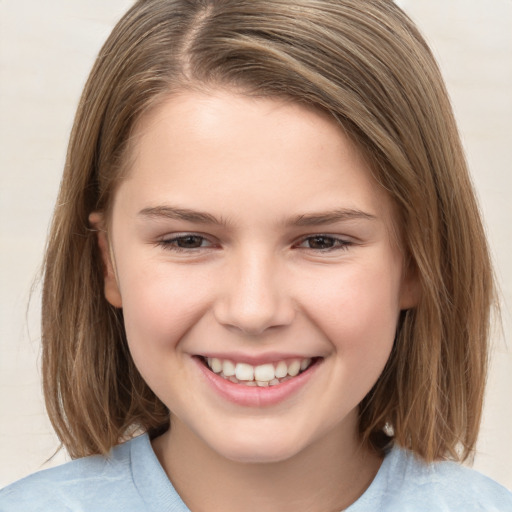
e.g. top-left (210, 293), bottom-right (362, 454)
top-left (275, 361), bottom-right (288, 379)
top-left (204, 357), bottom-right (314, 386)
top-left (210, 358), bottom-right (222, 373)
top-left (254, 363), bottom-right (275, 382)
top-left (287, 360), bottom-right (301, 377)
top-left (300, 358), bottom-right (312, 371)
top-left (222, 360), bottom-right (236, 377)
top-left (235, 363), bottom-right (254, 381)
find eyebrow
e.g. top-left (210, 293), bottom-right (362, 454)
top-left (138, 205), bottom-right (376, 227)
top-left (138, 206), bottom-right (228, 225)
top-left (290, 209), bottom-right (377, 226)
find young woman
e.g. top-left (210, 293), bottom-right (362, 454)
top-left (1, 1), bottom-right (511, 510)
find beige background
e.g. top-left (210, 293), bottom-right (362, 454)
top-left (1, 0), bottom-right (511, 489)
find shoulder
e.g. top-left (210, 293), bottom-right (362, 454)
top-left (0, 435), bottom-right (147, 512)
top-left (377, 445), bottom-right (512, 511)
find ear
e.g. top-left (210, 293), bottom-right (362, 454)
top-left (399, 259), bottom-right (421, 310)
top-left (89, 212), bottom-right (123, 308)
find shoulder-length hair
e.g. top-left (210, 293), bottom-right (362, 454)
top-left (42, 0), bottom-right (494, 462)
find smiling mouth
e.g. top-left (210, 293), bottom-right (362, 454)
top-left (198, 356), bottom-right (320, 387)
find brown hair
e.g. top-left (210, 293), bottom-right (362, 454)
top-left (42, 0), bottom-right (494, 462)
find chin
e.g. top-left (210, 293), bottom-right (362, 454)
top-left (209, 431), bottom-right (304, 465)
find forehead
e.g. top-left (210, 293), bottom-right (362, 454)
top-left (114, 89), bottom-right (396, 230)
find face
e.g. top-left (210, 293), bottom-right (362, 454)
top-left (93, 89), bottom-right (416, 464)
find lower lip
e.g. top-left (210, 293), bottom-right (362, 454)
top-left (194, 357), bottom-right (321, 407)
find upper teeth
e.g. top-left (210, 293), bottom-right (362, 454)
top-left (205, 357), bottom-right (312, 384)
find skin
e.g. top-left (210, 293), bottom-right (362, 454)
top-left (91, 89), bottom-right (417, 512)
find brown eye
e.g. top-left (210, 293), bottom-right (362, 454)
top-left (306, 236), bottom-right (336, 249)
top-left (158, 234), bottom-right (214, 252)
top-left (174, 235), bottom-right (206, 248)
top-left (296, 235), bottom-right (351, 252)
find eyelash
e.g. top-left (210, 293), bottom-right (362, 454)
top-left (295, 235), bottom-right (352, 252)
top-left (158, 234), bottom-right (215, 253)
top-left (157, 233), bottom-right (353, 253)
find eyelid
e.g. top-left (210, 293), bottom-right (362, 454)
top-left (158, 232), bottom-right (218, 251)
top-left (294, 234), bottom-right (354, 251)
top-left (155, 232), bottom-right (355, 254)
top-left (160, 231), bottom-right (211, 241)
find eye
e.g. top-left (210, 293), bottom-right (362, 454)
top-left (296, 235), bottom-right (351, 251)
top-left (158, 233), bottom-right (215, 252)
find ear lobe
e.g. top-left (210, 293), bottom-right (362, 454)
top-left (89, 212), bottom-right (123, 308)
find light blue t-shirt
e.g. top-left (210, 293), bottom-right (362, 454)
top-left (1, 433), bottom-right (511, 511)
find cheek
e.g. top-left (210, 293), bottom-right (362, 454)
top-left (117, 259), bottom-right (214, 359)
top-left (300, 259), bottom-right (402, 359)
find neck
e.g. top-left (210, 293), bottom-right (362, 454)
top-left (152, 415), bottom-right (382, 512)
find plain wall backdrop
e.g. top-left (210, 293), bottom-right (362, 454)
top-left (1, 0), bottom-right (511, 489)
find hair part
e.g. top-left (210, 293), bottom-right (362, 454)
top-left (42, 0), bottom-right (493, 461)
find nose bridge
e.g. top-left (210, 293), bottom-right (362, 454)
top-left (215, 245), bottom-right (294, 335)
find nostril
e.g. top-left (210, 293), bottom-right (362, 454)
top-left (213, 299), bottom-right (296, 336)
top-left (212, 266), bottom-right (295, 334)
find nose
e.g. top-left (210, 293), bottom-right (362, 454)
top-left (213, 251), bottom-right (296, 336)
